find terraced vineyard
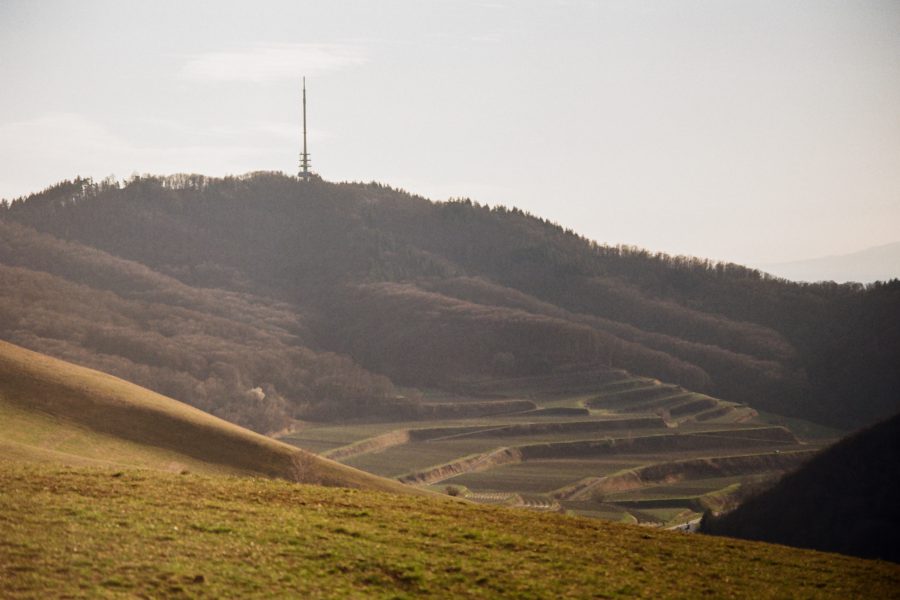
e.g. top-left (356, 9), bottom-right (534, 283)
top-left (281, 369), bottom-right (833, 526)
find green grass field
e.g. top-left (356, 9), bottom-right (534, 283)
top-left (605, 476), bottom-right (758, 502)
top-left (344, 440), bottom-right (505, 477)
top-left (446, 459), bottom-right (648, 494)
top-left (3, 463), bottom-right (897, 599)
top-left (281, 423), bottom-right (411, 454)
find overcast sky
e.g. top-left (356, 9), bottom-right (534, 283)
top-left (1, 0), bottom-right (898, 264)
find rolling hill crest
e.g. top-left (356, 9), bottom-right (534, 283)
top-left (0, 338), bottom-right (426, 494)
top-left (1, 173), bottom-right (897, 432)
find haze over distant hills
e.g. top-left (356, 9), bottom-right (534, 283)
top-left (756, 241), bottom-right (900, 284)
top-left (1, 173), bottom-right (898, 433)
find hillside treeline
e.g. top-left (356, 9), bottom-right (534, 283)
top-left (0, 221), bottom-right (395, 432)
top-left (323, 281), bottom-right (711, 389)
top-left (703, 412), bottom-right (900, 562)
top-left (2, 173), bottom-right (897, 429)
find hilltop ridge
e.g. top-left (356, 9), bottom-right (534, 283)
top-left (1, 173), bottom-right (898, 431)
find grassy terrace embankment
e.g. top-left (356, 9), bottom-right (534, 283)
top-left (516, 426), bottom-right (797, 459)
top-left (555, 449), bottom-right (818, 501)
top-left (322, 418), bottom-right (667, 462)
top-left (286, 371), bottom-right (811, 525)
top-left (394, 428), bottom-right (799, 487)
top-left (2, 463), bottom-right (898, 599)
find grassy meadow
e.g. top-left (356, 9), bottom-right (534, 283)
top-left (2, 462), bottom-right (898, 599)
top-left (2, 340), bottom-right (888, 596)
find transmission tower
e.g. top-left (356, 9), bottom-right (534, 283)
top-left (299, 77), bottom-right (311, 181)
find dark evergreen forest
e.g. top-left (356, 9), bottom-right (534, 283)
top-left (1, 173), bottom-right (897, 432)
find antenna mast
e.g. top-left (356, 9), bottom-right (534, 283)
top-left (299, 76), bottom-right (311, 181)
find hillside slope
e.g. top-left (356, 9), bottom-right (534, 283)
top-left (702, 412), bottom-right (900, 562)
top-left (0, 218), bottom-right (397, 432)
top-left (0, 340), bottom-right (423, 495)
top-left (2, 463), bottom-right (898, 598)
top-left (2, 174), bottom-right (898, 429)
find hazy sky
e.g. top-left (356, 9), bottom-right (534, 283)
top-left (1, 0), bottom-right (898, 264)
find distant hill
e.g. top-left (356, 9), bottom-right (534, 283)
top-left (0, 339), bottom-right (423, 495)
top-left (702, 412), bottom-right (900, 562)
top-left (757, 241), bottom-right (900, 283)
top-left (1, 174), bottom-right (898, 431)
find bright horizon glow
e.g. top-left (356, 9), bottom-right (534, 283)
top-left (1, 0), bottom-right (898, 268)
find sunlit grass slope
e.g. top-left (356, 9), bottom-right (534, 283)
top-left (0, 401), bottom-right (246, 475)
top-left (1, 463), bottom-right (898, 599)
top-left (0, 340), bottom-right (422, 494)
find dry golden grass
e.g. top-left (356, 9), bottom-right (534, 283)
top-left (1, 463), bottom-right (898, 599)
top-left (0, 340), bottom-right (426, 495)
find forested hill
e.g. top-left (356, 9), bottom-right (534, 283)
top-left (703, 412), bottom-right (900, 562)
top-left (1, 173), bottom-right (897, 431)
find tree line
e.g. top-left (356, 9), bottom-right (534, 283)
top-left (2, 173), bottom-right (897, 429)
